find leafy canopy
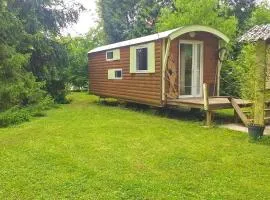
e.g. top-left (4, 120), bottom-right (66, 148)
top-left (157, 0), bottom-right (238, 39)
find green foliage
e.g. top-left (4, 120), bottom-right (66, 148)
top-left (157, 0), bottom-right (237, 39)
top-left (248, 1), bottom-right (270, 26)
top-left (0, 107), bottom-right (30, 127)
top-left (225, 0), bottom-right (256, 32)
top-left (63, 27), bottom-right (105, 89)
top-left (230, 44), bottom-right (257, 100)
top-left (0, 96), bottom-right (54, 127)
top-left (0, 0), bottom-right (84, 110)
top-left (0, 6), bottom-right (47, 111)
top-left (98, 0), bottom-right (172, 43)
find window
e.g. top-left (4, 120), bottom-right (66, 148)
top-left (130, 42), bottom-right (155, 73)
top-left (106, 49), bottom-right (120, 61)
top-left (115, 70), bottom-right (122, 79)
top-left (108, 69), bottom-right (122, 80)
top-left (106, 51), bottom-right (114, 60)
top-left (136, 48), bottom-right (148, 71)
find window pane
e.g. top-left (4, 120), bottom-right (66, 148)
top-left (180, 44), bottom-right (193, 95)
top-left (195, 44), bottom-right (201, 95)
top-left (115, 70), bottom-right (122, 78)
top-left (107, 51), bottom-right (113, 59)
top-left (136, 48), bottom-right (148, 71)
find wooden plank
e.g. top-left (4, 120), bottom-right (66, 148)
top-left (229, 98), bottom-right (249, 126)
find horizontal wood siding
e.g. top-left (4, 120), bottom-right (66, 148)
top-left (170, 32), bottom-right (219, 96)
top-left (89, 40), bottom-right (162, 106)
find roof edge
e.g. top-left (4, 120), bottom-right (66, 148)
top-left (168, 25), bottom-right (230, 43)
top-left (88, 25), bottom-right (230, 54)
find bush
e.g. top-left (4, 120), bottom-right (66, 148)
top-left (0, 96), bottom-right (54, 127)
top-left (0, 107), bottom-right (30, 127)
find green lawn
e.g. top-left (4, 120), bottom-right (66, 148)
top-left (1, 93), bottom-right (270, 199)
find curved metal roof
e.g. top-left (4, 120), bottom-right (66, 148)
top-left (89, 25), bottom-right (230, 54)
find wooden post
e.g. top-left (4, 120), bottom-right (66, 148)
top-left (217, 41), bottom-right (226, 96)
top-left (254, 41), bottom-right (266, 126)
top-left (203, 83), bottom-right (212, 126)
top-left (230, 98), bottom-right (249, 127)
top-left (234, 110), bottom-right (239, 123)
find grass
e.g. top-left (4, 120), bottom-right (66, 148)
top-left (0, 92), bottom-right (270, 199)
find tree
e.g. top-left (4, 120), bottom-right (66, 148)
top-left (97, 0), bottom-right (172, 43)
top-left (0, 0), bottom-right (46, 111)
top-left (157, 0), bottom-right (237, 39)
top-left (63, 27), bottom-right (105, 89)
top-left (225, 0), bottom-right (256, 32)
top-left (4, 0), bottom-right (84, 103)
top-left (248, 1), bottom-right (270, 26)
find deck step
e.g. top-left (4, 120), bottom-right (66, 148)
top-left (264, 109), bottom-right (270, 111)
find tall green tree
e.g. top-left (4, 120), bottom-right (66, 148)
top-left (5, 0), bottom-right (84, 102)
top-left (0, 0), bottom-right (46, 111)
top-left (157, 0), bottom-right (237, 39)
top-left (225, 0), bottom-right (256, 32)
top-left (248, 1), bottom-right (270, 26)
top-left (98, 0), bottom-right (172, 43)
top-left (63, 27), bottom-right (105, 89)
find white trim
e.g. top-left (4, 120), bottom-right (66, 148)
top-left (130, 42), bottom-right (155, 74)
top-left (89, 25), bottom-right (229, 54)
top-left (161, 39), bottom-right (167, 101)
top-left (106, 50), bottom-right (114, 61)
top-left (106, 49), bottom-right (120, 61)
top-left (169, 25), bottom-right (230, 43)
top-left (179, 40), bottom-right (204, 98)
top-left (108, 68), bottom-right (123, 80)
top-left (134, 44), bottom-right (149, 73)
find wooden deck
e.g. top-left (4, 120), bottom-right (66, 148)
top-left (167, 97), bottom-right (252, 110)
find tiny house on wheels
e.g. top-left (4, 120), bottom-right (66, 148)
top-left (88, 25), bottom-right (250, 124)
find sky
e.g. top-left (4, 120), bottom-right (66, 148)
top-left (64, 0), bottom-right (98, 36)
top-left (64, 0), bottom-right (270, 37)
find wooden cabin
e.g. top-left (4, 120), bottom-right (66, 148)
top-left (88, 25), bottom-right (252, 124)
top-left (88, 25), bottom-right (230, 103)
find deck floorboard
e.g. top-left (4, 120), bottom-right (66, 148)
top-left (167, 97), bottom-right (252, 110)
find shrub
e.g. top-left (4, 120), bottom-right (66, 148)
top-left (0, 107), bottom-right (30, 127)
top-left (0, 96), bottom-right (54, 127)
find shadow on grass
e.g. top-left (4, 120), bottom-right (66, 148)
top-left (94, 98), bottom-right (206, 123)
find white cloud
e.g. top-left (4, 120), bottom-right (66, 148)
top-left (63, 0), bottom-right (98, 37)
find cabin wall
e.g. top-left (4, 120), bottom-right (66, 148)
top-left (169, 32), bottom-right (219, 96)
top-left (88, 40), bottom-right (163, 106)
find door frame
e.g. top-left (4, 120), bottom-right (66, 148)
top-left (178, 40), bottom-right (204, 98)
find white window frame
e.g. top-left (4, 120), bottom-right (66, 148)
top-left (179, 40), bottom-right (204, 98)
top-left (108, 69), bottom-right (123, 80)
top-left (114, 69), bottom-right (123, 80)
top-left (134, 45), bottom-right (149, 73)
top-left (106, 50), bottom-right (114, 61)
top-left (106, 49), bottom-right (120, 61)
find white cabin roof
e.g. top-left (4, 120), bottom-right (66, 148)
top-left (88, 25), bottom-right (230, 54)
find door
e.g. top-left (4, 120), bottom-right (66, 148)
top-left (179, 41), bottom-right (203, 97)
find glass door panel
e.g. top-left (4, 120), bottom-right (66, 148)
top-left (193, 44), bottom-right (202, 97)
top-left (179, 41), bottom-right (203, 97)
top-left (180, 44), bottom-right (193, 96)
